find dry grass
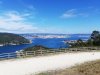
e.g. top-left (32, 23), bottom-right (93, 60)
top-left (37, 60), bottom-right (100, 75)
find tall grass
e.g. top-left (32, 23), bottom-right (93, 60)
top-left (36, 59), bottom-right (100, 75)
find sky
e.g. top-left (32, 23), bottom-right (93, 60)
top-left (0, 0), bottom-right (100, 34)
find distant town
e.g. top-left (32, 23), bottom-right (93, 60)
top-left (20, 33), bottom-right (90, 39)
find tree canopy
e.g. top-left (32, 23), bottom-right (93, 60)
top-left (69, 30), bottom-right (100, 47)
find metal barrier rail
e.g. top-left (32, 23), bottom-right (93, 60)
top-left (0, 52), bottom-right (17, 59)
top-left (0, 47), bottom-right (100, 59)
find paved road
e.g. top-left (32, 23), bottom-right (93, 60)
top-left (0, 52), bottom-right (100, 75)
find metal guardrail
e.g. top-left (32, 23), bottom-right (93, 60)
top-left (0, 52), bottom-right (17, 59)
top-left (0, 47), bottom-right (100, 59)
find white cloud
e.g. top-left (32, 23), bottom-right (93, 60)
top-left (61, 9), bottom-right (77, 18)
top-left (0, 11), bottom-right (43, 33)
top-left (61, 9), bottom-right (88, 19)
top-left (4, 11), bottom-right (25, 21)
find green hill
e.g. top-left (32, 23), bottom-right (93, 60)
top-left (0, 33), bottom-right (30, 45)
top-left (24, 45), bottom-right (49, 51)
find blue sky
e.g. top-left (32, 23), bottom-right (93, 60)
top-left (0, 0), bottom-right (100, 34)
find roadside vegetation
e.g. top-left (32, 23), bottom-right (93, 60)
top-left (37, 59), bottom-right (100, 75)
top-left (24, 45), bottom-right (49, 51)
top-left (69, 31), bottom-right (100, 47)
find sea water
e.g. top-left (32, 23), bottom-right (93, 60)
top-left (0, 35), bottom-right (89, 53)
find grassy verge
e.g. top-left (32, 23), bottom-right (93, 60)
top-left (36, 59), bottom-right (100, 75)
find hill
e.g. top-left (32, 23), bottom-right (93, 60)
top-left (0, 33), bottom-right (30, 45)
top-left (24, 45), bottom-right (49, 51)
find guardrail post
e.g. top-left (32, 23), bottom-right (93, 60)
top-left (7, 53), bottom-right (10, 59)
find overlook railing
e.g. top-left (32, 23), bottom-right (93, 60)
top-left (0, 52), bottom-right (17, 59)
top-left (0, 47), bottom-right (100, 60)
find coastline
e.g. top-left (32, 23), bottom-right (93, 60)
top-left (0, 41), bottom-right (32, 47)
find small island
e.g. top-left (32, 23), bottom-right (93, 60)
top-left (0, 33), bottom-right (30, 46)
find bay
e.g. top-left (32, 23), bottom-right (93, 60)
top-left (0, 34), bottom-right (89, 53)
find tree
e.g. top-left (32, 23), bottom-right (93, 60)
top-left (87, 39), bottom-right (93, 46)
top-left (90, 31), bottom-right (100, 46)
top-left (68, 30), bottom-right (100, 47)
top-left (91, 31), bottom-right (99, 40)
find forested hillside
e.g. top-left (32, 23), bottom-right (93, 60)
top-left (0, 33), bottom-right (30, 45)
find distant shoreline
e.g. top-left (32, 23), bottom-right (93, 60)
top-left (0, 42), bottom-right (31, 47)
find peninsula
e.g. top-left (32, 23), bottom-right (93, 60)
top-left (0, 33), bottom-right (30, 46)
